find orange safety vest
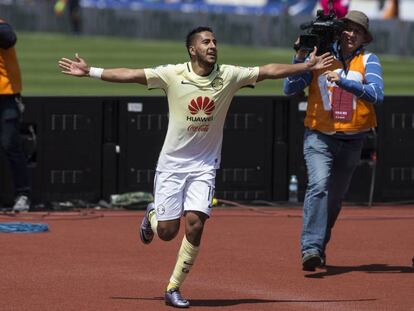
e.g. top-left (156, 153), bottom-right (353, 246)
top-left (0, 45), bottom-right (22, 95)
top-left (305, 52), bottom-right (377, 132)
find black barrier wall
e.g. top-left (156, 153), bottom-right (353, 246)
top-left (376, 96), bottom-right (414, 201)
top-left (116, 97), bottom-right (168, 197)
top-left (1, 96), bottom-right (413, 206)
top-left (0, 97), bottom-right (104, 205)
top-left (218, 97), bottom-right (275, 201)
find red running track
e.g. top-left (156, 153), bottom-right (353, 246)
top-left (0, 205), bottom-right (413, 311)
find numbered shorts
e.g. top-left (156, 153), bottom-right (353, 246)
top-left (153, 170), bottom-right (216, 221)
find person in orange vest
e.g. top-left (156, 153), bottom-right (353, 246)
top-left (0, 18), bottom-right (30, 212)
top-left (284, 11), bottom-right (384, 271)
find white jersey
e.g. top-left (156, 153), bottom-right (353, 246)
top-left (144, 62), bottom-right (259, 172)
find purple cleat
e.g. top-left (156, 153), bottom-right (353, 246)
top-left (139, 203), bottom-right (155, 244)
top-left (165, 288), bottom-right (190, 308)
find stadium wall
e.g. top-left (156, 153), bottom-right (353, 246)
top-left (1, 96), bottom-right (413, 207)
top-left (1, 2), bottom-right (414, 56)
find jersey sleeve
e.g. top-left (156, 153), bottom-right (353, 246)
top-left (232, 65), bottom-right (260, 89)
top-left (144, 64), bottom-right (175, 90)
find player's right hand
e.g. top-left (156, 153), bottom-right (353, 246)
top-left (58, 53), bottom-right (89, 77)
top-left (307, 47), bottom-right (334, 71)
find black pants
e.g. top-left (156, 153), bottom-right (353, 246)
top-left (0, 94), bottom-right (30, 197)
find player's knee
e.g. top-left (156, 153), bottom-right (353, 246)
top-left (186, 212), bottom-right (207, 231)
top-left (186, 219), bottom-right (204, 234)
top-left (185, 220), bottom-right (205, 245)
top-left (157, 222), bottom-right (180, 241)
top-left (158, 229), bottom-right (179, 241)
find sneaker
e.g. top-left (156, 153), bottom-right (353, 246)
top-left (302, 252), bottom-right (323, 271)
top-left (139, 203), bottom-right (154, 244)
top-left (165, 288), bottom-right (190, 308)
top-left (12, 195), bottom-right (30, 212)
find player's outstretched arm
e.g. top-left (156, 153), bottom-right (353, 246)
top-left (58, 53), bottom-right (147, 85)
top-left (257, 47), bottom-right (333, 82)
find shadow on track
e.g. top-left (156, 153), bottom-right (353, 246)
top-left (305, 264), bottom-right (414, 278)
top-left (111, 296), bottom-right (377, 307)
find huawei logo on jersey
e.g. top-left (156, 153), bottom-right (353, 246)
top-left (188, 96), bottom-right (215, 116)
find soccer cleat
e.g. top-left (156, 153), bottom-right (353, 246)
top-left (12, 195), bottom-right (30, 213)
top-left (302, 252), bottom-right (323, 271)
top-left (139, 203), bottom-right (155, 244)
top-left (165, 288), bottom-right (190, 308)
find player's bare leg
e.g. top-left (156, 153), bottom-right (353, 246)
top-left (140, 203), bottom-right (181, 244)
top-left (157, 219), bottom-right (181, 241)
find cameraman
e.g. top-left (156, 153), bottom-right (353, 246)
top-left (283, 11), bottom-right (384, 271)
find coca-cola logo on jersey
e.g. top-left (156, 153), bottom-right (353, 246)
top-left (187, 96), bottom-right (215, 132)
top-left (187, 124), bottom-right (209, 132)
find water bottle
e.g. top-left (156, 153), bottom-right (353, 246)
top-left (289, 175), bottom-right (298, 203)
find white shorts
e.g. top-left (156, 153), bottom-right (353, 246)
top-left (153, 169), bottom-right (216, 221)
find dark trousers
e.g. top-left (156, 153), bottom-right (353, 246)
top-left (0, 94), bottom-right (30, 197)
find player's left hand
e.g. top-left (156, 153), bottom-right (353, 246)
top-left (306, 47), bottom-right (334, 71)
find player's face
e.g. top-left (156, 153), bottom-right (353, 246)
top-left (191, 31), bottom-right (218, 65)
top-left (340, 22), bottom-right (367, 55)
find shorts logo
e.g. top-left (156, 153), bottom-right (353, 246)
top-left (157, 205), bottom-right (166, 215)
top-left (188, 96), bottom-right (215, 116)
top-left (211, 77), bottom-right (223, 91)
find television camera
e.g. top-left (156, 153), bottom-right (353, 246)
top-left (297, 3), bottom-right (345, 55)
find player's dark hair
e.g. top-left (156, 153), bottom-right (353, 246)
top-left (185, 26), bottom-right (213, 56)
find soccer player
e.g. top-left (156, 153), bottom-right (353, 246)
top-left (58, 26), bottom-right (333, 308)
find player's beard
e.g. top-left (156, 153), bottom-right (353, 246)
top-left (198, 53), bottom-right (216, 70)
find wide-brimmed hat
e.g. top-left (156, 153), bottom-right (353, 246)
top-left (341, 10), bottom-right (373, 44)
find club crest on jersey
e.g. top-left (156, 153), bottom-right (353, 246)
top-left (188, 96), bottom-right (215, 116)
top-left (211, 77), bottom-right (223, 90)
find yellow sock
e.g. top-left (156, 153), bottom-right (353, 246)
top-left (148, 209), bottom-right (158, 236)
top-left (166, 235), bottom-right (199, 291)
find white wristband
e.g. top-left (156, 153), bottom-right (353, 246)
top-left (89, 67), bottom-right (104, 79)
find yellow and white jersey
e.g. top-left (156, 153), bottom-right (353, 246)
top-left (144, 62), bottom-right (259, 172)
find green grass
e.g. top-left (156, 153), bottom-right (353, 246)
top-left (16, 31), bottom-right (414, 96)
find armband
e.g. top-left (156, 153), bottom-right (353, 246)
top-left (89, 67), bottom-right (104, 79)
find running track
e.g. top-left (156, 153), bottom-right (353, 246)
top-left (1, 205), bottom-right (413, 311)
